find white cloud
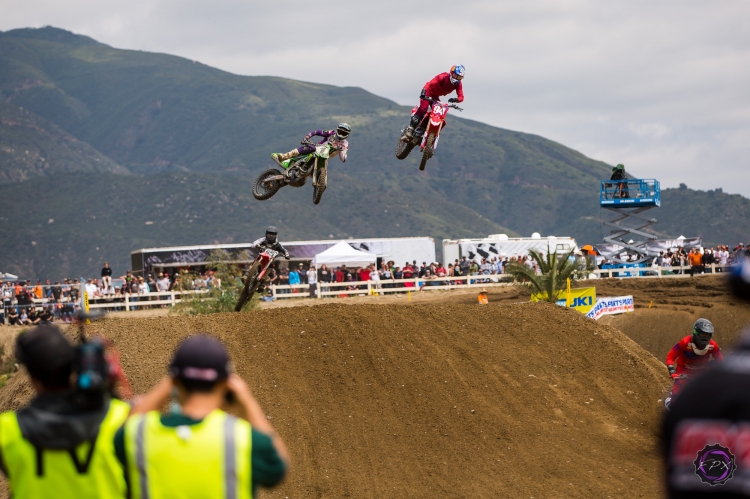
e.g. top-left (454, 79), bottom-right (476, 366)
top-left (2, 0), bottom-right (749, 195)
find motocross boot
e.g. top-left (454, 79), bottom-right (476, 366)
top-left (271, 149), bottom-right (299, 167)
top-left (403, 115), bottom-right (421, 141)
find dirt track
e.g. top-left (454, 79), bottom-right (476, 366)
top-left (0, 300), bottom-right (670, 498)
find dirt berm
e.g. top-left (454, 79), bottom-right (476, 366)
top-left (0, 302), bottom-right (670, 498)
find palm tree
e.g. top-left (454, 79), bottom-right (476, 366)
top-left (505, 246), bottom-right (578, 303)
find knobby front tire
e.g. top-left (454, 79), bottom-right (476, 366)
top-left (419, 133), bottom-right (435, 171)
top-left (313, 168), bottom-right (327, 205)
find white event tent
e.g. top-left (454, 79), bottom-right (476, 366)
top-left (312, 241), bottom-right (376, 268)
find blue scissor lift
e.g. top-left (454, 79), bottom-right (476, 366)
top-left (599, 178), bottom-right (661, 265)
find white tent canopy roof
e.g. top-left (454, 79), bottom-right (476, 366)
top-left (312, 241), bottom-right (376, 268)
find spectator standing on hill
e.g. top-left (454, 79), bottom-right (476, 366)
top-left (459, 257), bottom-right (470, 276)
top-left (101, 262), bottom-right (113, 287)
top-left (33, 281), bottom-right (43, 300)
top-left (156, 273), bottom-right (170, 305)
top-left (84, 280), bottom-right (97, 301)
top-left (317, 264), bottom-right (331, 284)
top-left (688, 247), bottom-right (703, 276)
top-left (278, 268), bottom-right (289, 294)
top-left (307, 265), bottom-right (317, 298)
top-left (288, 266), bottom-right (300, 292)
top-left (50, 282), bottom-right (62, 303)
top-left (393, 266), bottom-right (403, 283)
top-left (128, 278), bottom-right (140, 310)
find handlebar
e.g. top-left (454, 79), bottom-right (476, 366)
top-left (424, 97), bottom-right (462, 111)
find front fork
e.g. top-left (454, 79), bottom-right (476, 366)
top-left (313, 157), bottom-right (328, 186)
top-left (420, 122), bottom-right (444, 150)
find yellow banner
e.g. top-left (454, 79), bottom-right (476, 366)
top-left (532, 287), bottom-right (596, 314)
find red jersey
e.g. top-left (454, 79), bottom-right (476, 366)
top-left (666, 335), bottom-right (723, 375)
top-left (423, 73), bottom-right (464, 103)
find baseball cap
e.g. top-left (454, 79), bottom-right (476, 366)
top-left (15, 325), bottom-right (75, 381)
top-left (169, 335), bottom-right (230, 382)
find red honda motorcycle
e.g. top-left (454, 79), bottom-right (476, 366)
top-left (235, 248), bottom-right (279, 311)
top-left (395, 97), bottom-right (462, 170)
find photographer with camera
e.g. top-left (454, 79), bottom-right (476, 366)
top-left (115, 335), bottom-right (288, 498)
top-left (0, 325), bottom-right (130, 498)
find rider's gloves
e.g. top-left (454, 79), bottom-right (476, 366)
top-left (285, 254), bottom-right (291, 260)
top-left (420, 89), bottom-right (427, 100)
top-left (300, 139), bottom-right (309, 145)
top-left (667, 365), bottom-right (676, 376)
top-left (448, 98), bottom-right (459, 103)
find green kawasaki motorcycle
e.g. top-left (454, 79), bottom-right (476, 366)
top-left (252, 140), bottom-right (338, 205)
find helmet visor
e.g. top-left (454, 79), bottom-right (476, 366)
top-left (696, 332), bottom-right (712, 342)
top-left (265, 233), bottom-right (277, 243)
top-left (336, 129), bottom-right (350, 139)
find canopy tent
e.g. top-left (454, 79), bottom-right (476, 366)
top-left (312, 241), bottom-right (377, 268)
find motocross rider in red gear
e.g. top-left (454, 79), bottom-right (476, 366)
top-left (664, 318), bottom-right (724, 410)
top-left (404, 65), bottom-right (465, 140)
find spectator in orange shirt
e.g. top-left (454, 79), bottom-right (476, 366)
top-left (33, 280), bottom-right (43, 299)
top-left (688, 247), bottom-right (703, 276)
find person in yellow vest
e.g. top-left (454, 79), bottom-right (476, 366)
top-left (115, 335), bottom-right (288, 498)
top-left (0, 325), bottom-right (130, 498)
top-left (478, 289), bottom-right (489, 305)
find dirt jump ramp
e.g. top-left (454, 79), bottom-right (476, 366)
top-left (0, 302), bottom-right (670, 498)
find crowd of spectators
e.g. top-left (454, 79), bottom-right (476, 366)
top-left (0, 263), bottom-right (208, 325)
top-left (599, 244), bottom-right (749, 276)
top-left (263, 255), bottom-right (534, 299)
top-left (3, 244), bottom-right (747, 320)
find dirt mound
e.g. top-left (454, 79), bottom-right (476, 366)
top-left (0, 302), bottom-right (669, 498)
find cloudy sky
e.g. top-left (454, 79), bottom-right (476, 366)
top-left (3, 0), bottom-right (749, 195)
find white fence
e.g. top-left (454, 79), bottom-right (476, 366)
top-left (592, 263), bottom-right (730, 278)
top-left (270, 275), bottom-right (514, 300)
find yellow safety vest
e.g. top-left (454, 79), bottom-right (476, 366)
top-left (0, 398), bottom-right (130, 499)
top-left (124, 409), bottom-right (252, 499)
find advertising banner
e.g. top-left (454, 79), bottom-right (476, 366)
top-left (532, 287), bottom-right (597, 315)
top-left (585, 295), bottom-right (635, 320)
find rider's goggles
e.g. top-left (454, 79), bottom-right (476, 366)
top-left (696, 332), bottom-right (712, 341)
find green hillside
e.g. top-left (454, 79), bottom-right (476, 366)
top-left (0, 101), bottom-right (127, 183)
top-left (0, 26), bottom-right (747, 279)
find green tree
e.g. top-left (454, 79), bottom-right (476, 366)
top-left (172, 249), bottom-right (258, 315)
top-left (504, 246), bottom-right (579, 303)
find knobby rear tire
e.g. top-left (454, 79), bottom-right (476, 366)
top-left (235, 267), bottom-right (259, 311)
top-left (419, 133), bottom-right (435, 171)
top-left (395, 134), bottom-right (414, 160)
top-left (252, 168), bottom-right (283, 200)
top-left (313, 168), bottom-right (327, 205)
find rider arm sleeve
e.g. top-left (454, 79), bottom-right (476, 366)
top-left (456, 81), bottom-right (464, 103)
top-left (712, 344), bottom-right (725, 361)
top-left (251, 428), bottom-right (287, 487)
top-left (666, 343), bottom-right (681, 366)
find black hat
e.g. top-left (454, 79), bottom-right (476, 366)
top-left (169, 335), bottom-right (229, 382)
top-left (15, 325), bottom-right (75, 378)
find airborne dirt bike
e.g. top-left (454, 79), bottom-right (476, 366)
top-left (235, 248), bottom-right (280, 311)
top-left (252, 140), bottom-right (340, 205)
top-left (395, 97), bottom-right (462, 171)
